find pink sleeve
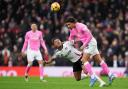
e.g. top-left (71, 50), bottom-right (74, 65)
top-left (21, 33), bottom-right (29, 52)
top-left (81, 28), bottom-right (92, 47)
top-left (68, 33), bottom-right (73, 41)
top-left (40, 32), bottom-right (47, 51)
top-left (68, 30), bottom-right (76, 41)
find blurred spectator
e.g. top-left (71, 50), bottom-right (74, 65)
top-left (113, 55), bottom-right (118, 68)
top-left (117, 54), bottom-right (125, 67)
top-left (124, 51), bottom-right (128, 76)
top-left (2, 47), bottom-right (10, 66)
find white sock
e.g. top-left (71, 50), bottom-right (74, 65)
top-left (81, 74), bottom-right (88, 80)
top-left (39, 64), bottom-right (44, 80)
top-left (90, 73), bottom-right (95, 79)
top-left (94, 74), bottom-right (105, 84)
top-left (108, 72), bottom-right (112, 77)
top-left (40, 77), bottom-right (43, 80)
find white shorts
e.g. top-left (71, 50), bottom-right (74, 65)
top-left (83, 37), bottom-right (99, 56)
top-left (26, 49), bottom-right (43, 62)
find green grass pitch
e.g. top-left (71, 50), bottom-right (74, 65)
top-left (0, 77), bottom-right (128, 89)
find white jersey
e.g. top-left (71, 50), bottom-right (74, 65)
top-left (53, 41), bottom-right (82, 63)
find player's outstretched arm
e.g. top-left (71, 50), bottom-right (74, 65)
top-left (44, 56), bottom-right (55, 64)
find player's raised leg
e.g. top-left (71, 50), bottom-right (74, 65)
top-left (25, 61), bottom-right (32, 81)
top-left (93, 54), bottom-right (116, 85)
top-left (81, 53), bottom-right (106, 87)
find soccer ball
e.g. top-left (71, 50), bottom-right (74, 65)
top-left (51, 2), bottom-right (60, 12)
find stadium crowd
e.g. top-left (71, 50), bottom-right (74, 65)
top-left (0, 0), bottom-right (128, 69)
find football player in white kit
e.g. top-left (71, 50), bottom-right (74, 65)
top-left (46, 38), bottom-right (106, 87)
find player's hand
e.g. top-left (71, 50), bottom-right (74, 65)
top-left (44, 50), bottom-right (48, 55)
top-left (80, 45), bottom-right (84, 51)
top-left (21, 52), bottom-right (26, 57)
top-left (44, 61), bottom-right (50, 64)
top-left (45, 60), bottom-right (52, 64)
top-left (43, 60), bottom-right (50, 66)
top-left (43, 50), bottom-right (48, 61)
top-left (44, 54), bottom-right (49, 62)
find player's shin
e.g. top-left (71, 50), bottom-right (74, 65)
top-left (39, 64), bottom-right (44, 80)
top-left (83, 62), bottom-right (93, 76)
top-left (100, 60), bottom-right (111, 76)
top-left (25, 63), bottom-right (31, 76)
top-left (83, 62), bottom-right (97, 86)
top-left (100, 60), bottom-right (116, 85)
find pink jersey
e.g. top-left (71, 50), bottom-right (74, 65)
top-left (22, 30), bottom-right (47, 52)
top-left (68, 22), bottom-right (93, 47)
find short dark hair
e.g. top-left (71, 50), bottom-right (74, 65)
top-left (65, 17), bottom-right (76, 23)
top-left (51, 37), bottom-right (59, 45)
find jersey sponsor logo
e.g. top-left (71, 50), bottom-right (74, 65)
top-left (31, 36), bottom-right (39, 40)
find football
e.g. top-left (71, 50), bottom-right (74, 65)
top-left (51, 2), bottom-right (60, 12)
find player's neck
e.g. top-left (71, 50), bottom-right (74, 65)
top-left (58, 45), bottom-right (63, 50)
top-left (32, 30), bottom-right (37, 32)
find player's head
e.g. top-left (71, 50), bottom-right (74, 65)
top-left (65, 17), bottom-right (76, 29)
top-left (52, 38), bottom-right (62, 49)
top-left (31, 23), bottom-right (37, 32)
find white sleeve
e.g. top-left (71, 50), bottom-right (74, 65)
top-left (52, 51), bottom-right (60, 59)
top-left (66, 40), bottom-right (74, 46)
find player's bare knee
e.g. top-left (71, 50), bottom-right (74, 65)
top-left (28, 61), bottom-right (32, 66)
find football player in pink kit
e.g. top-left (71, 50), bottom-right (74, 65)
top-left (21, 24), bottom-right (48, 82)
top-left (65, 17), bottom-right (116, 86)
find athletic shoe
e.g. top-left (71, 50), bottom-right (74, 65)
top-left (25, 75), bottom-right (28, 82)
top-left (40, 79), bottom-right (47, 82)
top-left (89, 77), bottom-right (97, 87)
top-left (109, 73), bottom-right (116, 85)
top-left (99, 82), bottom-right (106, 87)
